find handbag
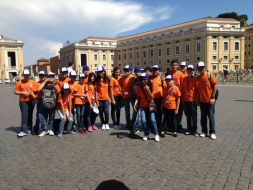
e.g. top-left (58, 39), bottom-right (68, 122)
top-left (141, 86), bottom-right (157, 112)
top-left (115, 78), bottom-right (124, 108)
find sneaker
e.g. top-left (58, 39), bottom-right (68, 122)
top-left (185, 131), bottom-right (190, 135)
top-left (105, 124), bottom-right (110, 130)
top-left (67, 131), bottom-right (75, 134)
top-left (160, 131), bottom-right (165, 138)
top-left (72, 125), bottom-right (76, 132)
top-left (48, 130), bottom-right (54, 136)
top-left (78, 129), bottom-right (83, 133)
top-left (28, 130), bottom-right (31, 134)
top-left (113, 125), bottom-right (119, 129)
top-left (173, 132), bottom-right (178, 137)
top-left (88, 126), bottom-right (93, 132)
top-left (193, 133), bottom-right (199, 137)
top-left (92, 125), bottom-right (98, 130)
top-left (130, 128), bottom-right (139, 134)
top-left (81, 128), bottom-right (88, 134)
top-left (210, 133), bottom-right (216, 140)
top-left (102, 124), bottom-right (106, 130)
top-left (143, 136), bottom-right (149, 141)
top-left (117, 125), bottom-right (124, 130)
top-left (200, 133), bottom-right (206, 138)
top-left (32, 131), bottom-right (39, 135)
top-left (57, 133), bottom-right (62, 138)
top-left (155, 135), bottom-right (160, 142)
top-left (17, 132), bottom-right (27, 137)
top-left (39, 131), bottom-right (48, 137)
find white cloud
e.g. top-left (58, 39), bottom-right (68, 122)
top-left (0, 0), bottom-right (175, 65)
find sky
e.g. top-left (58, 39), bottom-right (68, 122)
top-left (0, 0), bottom-right (252, 66)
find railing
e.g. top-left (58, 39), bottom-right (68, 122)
top-left (6, 66), bottom-right (18, 69)
top-left (212, 70), bottom-right (253, 83)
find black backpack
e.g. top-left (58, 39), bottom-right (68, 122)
top-left (41, 84), bottom-right (57, 109)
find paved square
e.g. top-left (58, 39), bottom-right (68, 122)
top-left (0, 82), bottom-right (253, 190)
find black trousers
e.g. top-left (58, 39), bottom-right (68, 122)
top-left (162, 107), bottom-right (177, 133)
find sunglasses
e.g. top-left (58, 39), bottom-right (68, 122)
top-left (124, 69), bottom-right (130, 72)
top-left (47, 75), bottom-right (54, 78)
top-left (140, 78), bottom-right (148, 81)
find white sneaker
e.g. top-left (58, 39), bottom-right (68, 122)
top-left (57, 133), bottom-right (62, 138)
top-left (155, 135), bottom-right (160, 142)
top-left (28, 130), bottom-right (31, 134)
top-left (17, 132), bottom-right (27, 137)
top-left (105, 124), bottom-right (110, 130)
top-left (200, 133), bottom-right (206, 138)
top-left (210, 133), bottom-right (216, 140)
top-left (102, 124), bottom-right (106, 130)
top-left (143, 136), bottom-right (149, 141)
top-left (39, 131), bottom-right (48, 137)
top-left (48, 130), bottom-right (54, 136)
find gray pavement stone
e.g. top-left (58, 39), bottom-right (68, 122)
top-left (0, 82), bottom-right (253, 189)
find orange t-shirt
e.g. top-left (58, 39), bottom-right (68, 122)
top-left (163, 71), bottom-right (184, 91)
top-left (84, 77), bottom-right (89, 84)
top-left (34, 81), bottom-right (44, 103)
top-left (119, 76), bottom-right (135, 98)
top-left (182, 76), bottom-right (198, 102)
top-left (15, 80), bottom-right (37, 101)
top-left (57, 77), bottom-right (71, 88)
top-left (68, 80), bottom-right (79, 108)
top-left (85, 84), bottom-right (96, 103)
top-left (198, 73), bottom-right (217, 102)
top-left (56, 93), bottom-right (73, 111)
top-left (135, 85), bottom-right (153, 108)
top-left (150, 75), bottom-right (163, 98)
top-left (95, 80), bottom-right (109, 100)
top-left (74, 83), bottom-right (86, 105)
top-left (163, 86), bottom-right (181, 109)
top-left (109, 77), bottom-right (121, 96)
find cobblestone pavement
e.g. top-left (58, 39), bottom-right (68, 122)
top-left (0, 82), bottom-right (253, 190)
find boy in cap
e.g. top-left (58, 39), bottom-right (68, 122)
top-left (196, 62), bottom-right (217, 140)
top-left (57, 67), bottom-right (70, 88)
top-left (118, 65), bottom-right (137, 130)
top-left (83, 65), bottom-right (90, 84)
top-left (182, 65), bottom-right (198, 136)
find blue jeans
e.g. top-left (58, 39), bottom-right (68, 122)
top-left (140, 107), bottom-right (158, 136)
top-left (185, 101), bottom-right (198, 133)
top-left (111, 96), bottom-right (121, 125)
top-left (19, 100), bottom-right (35, 133)
top-left (57, 110), bottom-right (73, 134)
top-left (154, 97), bottom-right (163, 129)
top-left (123, 97), bottom-right (137, 125)
top-left (98, 100), bottom-right (109, 124)
top-left (39, 106), bottom-right (55, 132)
top-left (34, 103), bottom-right (41, 132)
top-left (86, 102), bottom-right (97, 126)
top-left (200, 102), bottom-right (216, 134)
top-left (75, 104), bottom-right (85, 129)
top-left (134, 105), bottom-right (141, 130)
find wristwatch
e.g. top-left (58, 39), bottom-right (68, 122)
top-left (211, 96), bottom-right (215, 99)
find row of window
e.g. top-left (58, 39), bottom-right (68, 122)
top-left (245, 51), bottom-right (251, 55)
top-left (212, 55), bottom-right (240, 61)
top-left (245, 44), bottom-right (251, 48)
top-left (93, 64), bottom-right (114, 68)
top-left (118, 42), bottom-right (240, 60)
top-left (94, 54), bottom-right (114, 61)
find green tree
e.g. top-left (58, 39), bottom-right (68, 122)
top-left (217, 12), bottom-right (248, 21)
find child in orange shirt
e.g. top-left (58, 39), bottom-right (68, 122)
top-left (73, 73), bottom-right (88, 134)
top-left (57, 67), bottom-right (70, 88)
top-left (109, 67), bottom-right (122, 129)
top-left (161, 75), bottom-right (181, 137)
top-left (134, 73), bottom-right (159, 142)
top-left (56, 83), bottom-right (74, 137)
top-left (14, 69), bottom-right (37, 137)
top-left (85, 72), bottom-right (98, 131)
top-left (95, 66), bottom-right (110, 130)
top-left (182, 65), bottom-right (198, 136)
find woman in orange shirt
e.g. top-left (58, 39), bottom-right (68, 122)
top-left (95, 66), bottom-right (110, 130)
top-left (56, 83), bottom-right (74, 137)
top-left (161, 75), bottom-right (181, 137)
top-left (14, 69), bottom-right (37, 137)
top-left (85, 72), bottom-right (98, 131)
top-left (134, 73), bottom-right (159, 142)
top-left (73, 74), bottom-right (87, 134)
top-left (109, 67), bottom-right (122, 129)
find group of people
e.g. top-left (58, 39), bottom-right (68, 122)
top-left (14, 59), bottom-right (217, 142)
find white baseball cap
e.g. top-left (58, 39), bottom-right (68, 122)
top-left (197, 62), bottom-right (205, 67)
top-left (70, 70), bottom-right (77, 76)
top-left (23, 69), bottom-right (30, 75)
top-left (39, 71), bottom-right (46, 75)
top-left (61, 67), bottom-right (68, 72)
top-left (62, 83), bottom-right (70, 90)
top-left (97, 66), bottom-right (105, 72)
top-left (79, 73), bottom-right (85, 78)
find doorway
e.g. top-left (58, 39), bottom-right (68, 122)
top-left (81, 54), bottom-right (87, 66)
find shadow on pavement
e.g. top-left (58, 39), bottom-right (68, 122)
top-left (234, 100), bottom-right (253, 102)
top-left (5, 126), bottom-right (19, 133)
top-left (110, 131), bottom-right (143, 140)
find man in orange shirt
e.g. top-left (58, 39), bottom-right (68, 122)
top-left (57, 67), bottom-right (70, 88)
top-left (82, 65), bottom-right (90, 84)
top-left (196, 62), bottom-right (217, 140)
top-left (118, 65), bottom-right (137, 130)
top-left (33, 71), bottom-right (46, 135)
top-left (182, 65), bottom-right (198, 136)
top-left (150, 65), bottom-right (163, 131)
top-left (180, 61), bottom-right (188, 78)
top-left (14, 69), bottom-right (37, 137)
top-left (160, 75), bottom-right (181, 137)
